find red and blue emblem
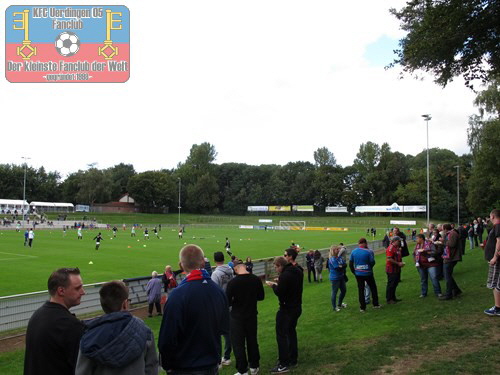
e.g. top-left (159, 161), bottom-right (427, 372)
top-left (5, 5), bottom-right (130, 82)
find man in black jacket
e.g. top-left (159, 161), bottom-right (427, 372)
top-left (266, 256), bottom-right (303, 374)
top-left (24, 267), bottom-right (86, 375)
top-left (226, 261), bottom-right (265, 375)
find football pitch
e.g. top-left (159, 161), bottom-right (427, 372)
top-left (0, 226), bottom-right (372, 296)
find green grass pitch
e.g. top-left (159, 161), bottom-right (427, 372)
top-left (0, 225), bottom-right (372, 296)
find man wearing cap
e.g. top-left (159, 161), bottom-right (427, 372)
top-left (226, 261), bottom-right (265, 375)
top-left (386, 236), bottom-right (405, 304)
top-left (349, 238), bottom-right (381, 312)
top-left (211, 251), bottom-right (234, 367)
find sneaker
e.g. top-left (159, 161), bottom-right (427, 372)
top-left (484, 306), bottom-right (500, 316)
top-left (373, 305), bottom-right (382, 309)
top-left (360, 309), bottom-right (366, 313)
top-left (250, 367), bottom-right (259, 375)
top-left (221, 358), bottom-right (232, 366)
top-left (341, 303), bottom-right (348, 308)
top-left (419, 295), bottom-right (427, 298)
top-left (234, 372), bottom-right (248, 375)
top-left (335, 307), bottom-right (341, 312)
top-left (270, 364), bottom-right (289, 373)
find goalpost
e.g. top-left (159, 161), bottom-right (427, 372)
top-left (278, 221), bottom-right (306, 230)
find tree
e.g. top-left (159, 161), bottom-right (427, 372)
top-left (176, 142), bottom-right (219, 212)
top-left (186, 173), bottom-right (219, 213)
top-left (185, 142), bottom-right (217, 174)
top-left (313, 147), bottom-right (337, 167)
top-left (466, 78), bottom-right (500, 214)
top-left (107, 163), bottom-right (136, 200)
top-left (352, 142), bottom-right (382, 204)
top-left (390, 1), bottom-right (500, 88)
top-left (466, 119), bottom-right (500, 213)
top-left (75, 168), bottom-right (113, 205)
top-left (127, 171), bottom-right (176, 212)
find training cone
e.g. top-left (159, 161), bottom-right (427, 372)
top-left (89, 261), bottom-right (93, 264)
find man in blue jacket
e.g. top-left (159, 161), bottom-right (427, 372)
top-left (158, 244), bottom-right (229, 374)
top-left (75, 281), bottom-right (158, 375)
top-left (349, 238), bottom-right (381, 312)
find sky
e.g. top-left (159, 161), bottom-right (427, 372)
top-left (1, 0), bottom-right (480, 178)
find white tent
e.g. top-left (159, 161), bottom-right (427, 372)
top-left (30, 201), bottom-right (74, 212)
top-left (0, 199), bottom-right (28, 212)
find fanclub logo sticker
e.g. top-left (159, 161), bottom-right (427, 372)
top-left (5, 5), bottom-right (130, 83)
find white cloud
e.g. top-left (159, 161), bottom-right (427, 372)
top-left (1, 0), bottom-right (477, 176)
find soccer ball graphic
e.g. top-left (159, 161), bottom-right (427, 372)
top-left (55, 32), bottom-right (80, 57)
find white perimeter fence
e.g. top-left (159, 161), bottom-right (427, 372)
top-left (0, 240), bottom-right (385, 333)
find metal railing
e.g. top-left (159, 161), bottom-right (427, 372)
top-left (0, 240), bottom-right (385, 333)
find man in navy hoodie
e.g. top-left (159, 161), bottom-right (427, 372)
top-left (159, 244), bottom-right (229, 374)
top-left (75, 281), bottom-right (158, 375)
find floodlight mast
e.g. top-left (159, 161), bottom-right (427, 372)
top-left (455, 165), bottom-right (460, 224)
top-left (22, 156), bottom-right (31, 228)
top-left (178, 177), bottom-right (181, 227)
top-left (422, 114), bottom-right (431, 226)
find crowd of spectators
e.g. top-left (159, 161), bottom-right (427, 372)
top-left (22, 209), bottom-right (500, 375)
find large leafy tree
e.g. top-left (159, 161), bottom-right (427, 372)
top-left (466, 78), bottom-right (500, 213)
top-left (390, 0), bottom-right (500, 88)
top-left (178, 143), bottom-right (219, 212)
top-left (312, 147), bottom-right (343, 208)
top-left (352, 142), bottom-right (382, 204)
top-left (107, 163), bottom-right (136, 200)
top-left (75, 168), bottom-right (113, 205)
top-left (127, 171), bottom-right (176, 212)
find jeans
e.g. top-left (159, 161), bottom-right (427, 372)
top-left (231, 315), bottom-right (260, 374)
top-left (417, 266), bottom-right (441, 296)
top-left (386, 272), bottom-right (401, 302)
top-left (468, 235), bottom-right (474, 250)
top-left (355, 275), bottom-right (379, 310)
top-left (276, 307), bottom-right (301, 366)
top-left (331, 279), bottom-right (347, 309)
top-left (443, 261), bottom-right (462, 298)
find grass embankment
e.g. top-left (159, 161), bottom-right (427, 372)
top-left (46, 212), bottom-right (428, 228)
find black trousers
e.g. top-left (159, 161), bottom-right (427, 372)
top-left (355, 275), bottom-right (379, 310)
top-left (386, 272), bottom-right (401, 302)
top-left (444, 261), bottom-right (462, 298)
top-left (276, 307), bottom-right (301, 366)
top-left (148, 302), bottom-right (161, 314)
top-left (231, 315), bottom-right (260, 373)
top-left (307, 265), bottom-right (316, 282)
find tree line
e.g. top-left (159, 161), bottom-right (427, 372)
top-left (0, 114), bottom-right (497, 221)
